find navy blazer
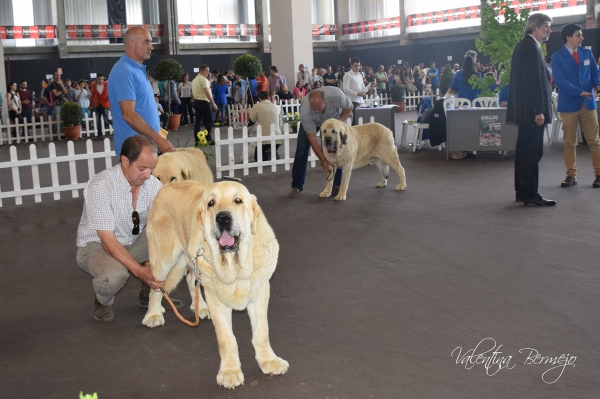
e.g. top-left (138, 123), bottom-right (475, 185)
top-left (551, 46), bottom-right (600, 112)
top-left (506, 35), bottom-right (552, 125)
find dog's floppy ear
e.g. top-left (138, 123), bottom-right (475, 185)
top-left (340, 128), bottom-right (348, 145)
top-left (181, 167), bottom-right (190, 181)
top-left (250, 194), bottom-right (261, 235)
top-left (196, 204), bottom-right (203, 229)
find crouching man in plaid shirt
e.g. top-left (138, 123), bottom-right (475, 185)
top-left (75, 135), bottom-right (182, 322)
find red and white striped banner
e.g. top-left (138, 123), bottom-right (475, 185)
top-left (65, 24), bottom-right (162, 39)
top-left (409, 0), bottom-right (586, 27)
top-left (0, 26), bottom-right (56, 39)
top-left (312, 24), bottom-right (338, 35)
top-left (178, 24), bottom-right (259, 37)
top-left (342, 17), bottom-right (400, 35)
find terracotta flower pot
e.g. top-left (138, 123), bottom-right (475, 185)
top-left (393, 102), bottom-right (406, 113)
top-left (63, 125), bottom-right (81, 140)
top-left (168, 114), bottom-right (182, 131)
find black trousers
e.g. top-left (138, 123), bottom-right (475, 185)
top-left (180, 97), bottom-right (193, 125)
top-left (352, 101), bottom-right (361, 125)
top-left (193, 100), bottom-right (213, 144)
top-left (515, 122), bottom-right (545, 199)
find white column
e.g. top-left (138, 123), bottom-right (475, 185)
top-left (270, 0), bottom-right (313, 89)
top-left (0, 39), bottom-right (6, 124)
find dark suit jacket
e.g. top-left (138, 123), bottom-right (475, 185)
top-left (506, 35), bottom-right (552, 125)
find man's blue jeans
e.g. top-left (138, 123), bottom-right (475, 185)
top-left (291, 123), bottom-right (342, 191)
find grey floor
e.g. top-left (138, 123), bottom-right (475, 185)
top-left (0, 115), bottom-right (598, 398)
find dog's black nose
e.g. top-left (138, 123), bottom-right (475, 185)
top-left (216, 212), bottom-right (232, 229)
top-left (325, 137), bottom-right (332, 145)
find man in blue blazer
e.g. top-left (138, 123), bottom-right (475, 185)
top-left (551, 24), bottom-right (600, 188)
top-left (507, 13), bottom-right (556, 206)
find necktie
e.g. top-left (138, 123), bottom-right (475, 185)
top-left (573, 50), bottom-right (580, 65)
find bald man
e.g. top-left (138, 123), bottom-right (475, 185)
top-left (108, 27), bottom-right (175, 155)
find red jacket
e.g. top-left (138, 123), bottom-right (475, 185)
top-left (90, 81), bottom-right (110, 108)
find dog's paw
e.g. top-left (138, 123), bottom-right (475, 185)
top-left (334, 193), bottom-right (346, 201)
top-left (217, 368), bottom-right (244, 389)
top-left (142, 313), bottom-right (165, 328)
top-left (190, 303), bottom-right (211, 319)
top-left (376, 180), bottom-right (387, 188)
top-left (259, 357), bottom-right (289, 376)
top-left (395, 183), bottom-right (407, 191)
top-left (319, 190), bottom-right (332, 198)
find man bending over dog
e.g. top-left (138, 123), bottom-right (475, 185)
top-left (289, 87), bottom-right (354, 198)
top-left (76, 135), bottom-right (182, 322)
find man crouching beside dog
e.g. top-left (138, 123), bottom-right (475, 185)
top-left (289, 87), bottom-right (354, 198)
top-left (76, 135), bottom-right (183, 322)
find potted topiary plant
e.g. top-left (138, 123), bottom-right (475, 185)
top-left (60, 101), bottom-right (82, 140)
top-left (232, 54), bottom-right (264, 105)
top-left (391, 84), bottom-right (406, 113)
top-left (153, 58), bottom-right (185, 130)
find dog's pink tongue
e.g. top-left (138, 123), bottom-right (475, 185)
top-left (219, 231), bottom-right (235, 246)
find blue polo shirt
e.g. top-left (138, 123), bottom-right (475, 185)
top-left (108, 54), bottom-right (160, 155)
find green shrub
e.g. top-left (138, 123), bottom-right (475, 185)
top-left (60, 102), bottom-right (82, 127)
top-left (391, 84), bottom-right (406, 102)
top-left (232, 54), bottom-right (263, 79)
top-left (153, 58), bottom-right (184, 82)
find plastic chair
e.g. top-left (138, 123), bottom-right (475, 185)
top-left (472, 97), bottom-right (497, 108)
top-left (550, 92), bottom-right (581, 144)
top-left (443, 97), bottom-right (472, 112)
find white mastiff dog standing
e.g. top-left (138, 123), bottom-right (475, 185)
top-left (142, 181), bottom-right (288, 389)
top-left (319, 119), bottom-right (407, 201)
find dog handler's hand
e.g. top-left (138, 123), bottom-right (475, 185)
top-left (321, 158), bottom-right (333, 174)
top-left (135, 266), bottom-right (164, 291)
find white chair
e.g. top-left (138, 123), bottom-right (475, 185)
top-left (472, 97), bottom-right (497, 108)
top-left (412, 121), bottom-right (430, 152)
top-left (443, 97), bottom-right (472, 112)
top-left (550, 92), bottom-right (581, 145)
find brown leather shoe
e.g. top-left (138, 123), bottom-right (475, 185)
top-left (94, 296), bottom-right (114, 323)
top-left (561, 176), bottom-right (577, 187)
top-left (593, 175), bottom-right (600, 188)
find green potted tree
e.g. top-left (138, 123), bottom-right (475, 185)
top-left (391, 84), bottom-right (406, 113)
top-left (232, 54), bottom-right (264, 105)
top-left (153, 58), bottom-right (185, 130)
top-left (60, 101), bottom-right (82, 140)
top-left (468, 0), bottom-right (530, 97)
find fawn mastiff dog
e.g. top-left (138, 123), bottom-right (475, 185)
top-left (152, 147), bottom-right (214, 187)
top-left (142, 181), bottom-right (288, 388)
top-left (319, 119), bottom-right (407, 201)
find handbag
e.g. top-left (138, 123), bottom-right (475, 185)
top-left (406, 83), bottom-right (417, 93)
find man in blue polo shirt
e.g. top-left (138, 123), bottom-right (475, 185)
top-left (108, 27), bottom-right (175, 155)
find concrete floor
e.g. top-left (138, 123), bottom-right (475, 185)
top-left (0, 116), bottom-right (599, 398)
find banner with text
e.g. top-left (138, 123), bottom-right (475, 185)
top-left (342, 17), bottom-right (400, 35)
top-left (178, 24), bottom-right (259, 37)
top-left (66, 24), bottom-right (163, 39)
top-left (409, 0), bottom-right (586, 27)
top-left (0, 26), bottom-right (56, 39)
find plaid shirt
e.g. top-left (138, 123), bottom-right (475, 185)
top-left (76, 164), bottom-right (162, 247)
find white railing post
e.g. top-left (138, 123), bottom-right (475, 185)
top-left (49, 142), bottom-right (61, 201)
top-left (29, 144), bottom-right (42, 203)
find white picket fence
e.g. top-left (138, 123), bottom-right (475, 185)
top-left (0, 139), bottom-right (116, 207)
top-left (0, 114), bottom-right (376, 207)
top-left (0, 113), bottom-right (114, 146)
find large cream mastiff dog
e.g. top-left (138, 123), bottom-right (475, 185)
top-left (320, 119), bottom-right (407, 201)
top-left (142, 181), bottom-right (288, 389)
top-left (152, 147), bottom-right (214, 187)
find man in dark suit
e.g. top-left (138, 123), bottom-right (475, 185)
top-left (551, 24), bottom-right (600, 189)
top-left (507, 13), bottom-right (556, 206)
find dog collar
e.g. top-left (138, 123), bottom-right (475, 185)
top-left (190, 245), bottom-right (212, 284)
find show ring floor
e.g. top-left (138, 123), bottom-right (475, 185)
top-left (0, 128), bottom-right (599, 398)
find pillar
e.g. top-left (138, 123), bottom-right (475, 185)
top-left (158, 0), bottom-right (178, 55)
top-left (336, 0), bottom-right (348, 51)
top-left (56, 0), bottom-right (68, 57)
top-left (256, 0), bottom-right (270, 53)
top-left (270, 0), bottom-right (313, 89)
top-left (0, 39), bottom-right (7, 124)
